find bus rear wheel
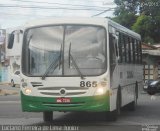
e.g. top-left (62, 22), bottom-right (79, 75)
top-left (43, 111), bottom-right (53, 122)
top-left (127, 83), bottom-right (138, 111)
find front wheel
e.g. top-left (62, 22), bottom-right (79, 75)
top-left (105, 110), bottom-right (117, 121)
top-left (43, 111), bottom-right (53, 122)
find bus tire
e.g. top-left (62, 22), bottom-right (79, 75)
top-left (135, 82), bottom-right (138, 99)
top-left (106, 110), bottom-right (117, 121)
top-left (106, 87), bottom-right (121, 121)
top-left (116, 87), bottom-right (121, 116)
top-left (43, 111), bottom-right (53, 122)
top-left (127, 83), bottom-right (138, 111)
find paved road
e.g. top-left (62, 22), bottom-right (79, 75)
top-left (0, 85), bottom-right (160, 131)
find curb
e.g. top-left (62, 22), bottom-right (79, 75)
top-left (0, 89), bottom-right (19, 96)
top-left (0, 82), bottom-right (10, 86)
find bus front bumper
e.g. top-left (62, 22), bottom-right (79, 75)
top-left (21, 92), bottom-right (110, 112)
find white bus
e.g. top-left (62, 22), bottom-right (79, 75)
top-left (8, 18), bottom-right (143, 122)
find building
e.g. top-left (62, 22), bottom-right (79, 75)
top-left (142, 43), bottom-right (160, 82)
top-left (0, 29), bottom-right (9, 82)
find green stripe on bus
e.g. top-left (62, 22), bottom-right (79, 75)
top-left (21, 92), bottom-right (110, 112)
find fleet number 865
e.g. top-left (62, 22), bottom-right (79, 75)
top-left (80, 81), bottom-right (97, 87)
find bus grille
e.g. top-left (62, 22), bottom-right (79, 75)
top-left (38, 87), bottom-right (88, 96)
top-left (31, 82), bottom-right (43, 87)
top-left (42, 102), bottom-right (85, 107)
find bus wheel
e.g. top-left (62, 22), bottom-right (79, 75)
top-left (43, 111), bottom-right (53, 122)
top-left (116, 88), bottom-right (121, 115)
top-left (127, 83), bottom-right (138, 111)
top-left (106, 110), bottom-right (117, 121)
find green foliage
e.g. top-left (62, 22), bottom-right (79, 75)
top-left (113, 0), bottom-right (160, 44)
top-left (132, 15), bottom-right (160, 43)
top-left (114, 0), bottom-right (139, 15)
top-left (113, 0), bottom-right (139, 29)
top-left (112, 12), bottom-right (137, 29)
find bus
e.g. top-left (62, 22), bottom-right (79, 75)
top-left (8, 18), bottom-right (143, 122)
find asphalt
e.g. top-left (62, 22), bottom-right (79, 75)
top-left (1, 84), bottom-right (160, 131)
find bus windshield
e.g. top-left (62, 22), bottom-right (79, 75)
top-left (22, 25), bottom-right (106, 76)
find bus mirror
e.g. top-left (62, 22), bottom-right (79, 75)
top-left (7, 33), bottom-right (15, 49)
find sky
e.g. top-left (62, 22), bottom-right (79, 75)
top-left (0, 0), bottom-right (116, 29)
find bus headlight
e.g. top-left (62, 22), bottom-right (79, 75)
top-left (24, 88), bottom-right (32, 95)
top-left (94, 80), bottom-right (107, 95)
top-left (95, 87), bottom-right (105, 95)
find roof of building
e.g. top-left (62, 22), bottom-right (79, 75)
top-left (142, 43), bottom-right (157, 50)
top-left (153, 44), bottom-right (160, 48)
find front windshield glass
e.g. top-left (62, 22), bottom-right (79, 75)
top-left (22, 25), bottom-right (106, 76)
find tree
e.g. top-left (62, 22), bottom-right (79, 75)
top-left (112, 12), bottom-right (137, 29)
top-left (112, 0), bottom-right (140, 29)
top-left (132, 15), bottom-right (160, 43)
top-left (113, 0), bottom-right (160, 43)
top-left (132, 0), bottom-right (160, 43)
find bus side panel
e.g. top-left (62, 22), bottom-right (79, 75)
top-left (109, 64), bottom-right (120, 111)
top-left (120, 65), bottom-right (135, 107)
top-left (109, 64), bottom-right (143, 111)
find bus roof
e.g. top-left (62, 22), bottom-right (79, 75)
top-left (24, 17), bottom-right (107, 28)
top-left (107, 19), bottom-right (141, 40)
top-left (23, 17), bottom-right (140, 40)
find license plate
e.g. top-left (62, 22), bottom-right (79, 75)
top-left (56, 98), bottom-right (71, 103)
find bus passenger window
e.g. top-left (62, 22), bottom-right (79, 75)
top-left (118, 33), bottom-right (122, 63)
top-left (128, 37), bottom-right (131, 63)
top-left (137, 41), bottom-right (142, 64)
top-left (125, 36), bottom-right (129, 63)
top-left (139, 41), bottom-right (142, 64)
top-left (122, 35), bottom-right (126, 63)
top-left (130, 38), bottom-right (133, 63)
top-left (109, 34), bottom-right (116, 65)
top-left (132, 39), bottom-right (135, 63)
top-left (135, 40), bottom-right (139, 64)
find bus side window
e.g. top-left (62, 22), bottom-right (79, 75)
top-left (135, 40), bottom-right (138, 64)
top-left (128, 37), bottom-right (131, 63)
top-left (137, 40), bottom-right (142, 64)
top-left (118, 33), bottom-right (123, 63)
top-left (109, 33), bottom-right (116, 65)
top-left (130, 37), bottom-right (133, 63)
top-left (139, 41), bottom-right (142, 64)
top-left (122, 34), bottom-right (126, 63)
top-left (132, 38), bottom-right (135, 63)
top-left (125, 36), bottom-right (129, 63)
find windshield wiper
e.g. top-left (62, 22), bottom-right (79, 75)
top-left (69, 43), bottom-right (85, 80)
top-left (42, 43), bottom-right (62, 80)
